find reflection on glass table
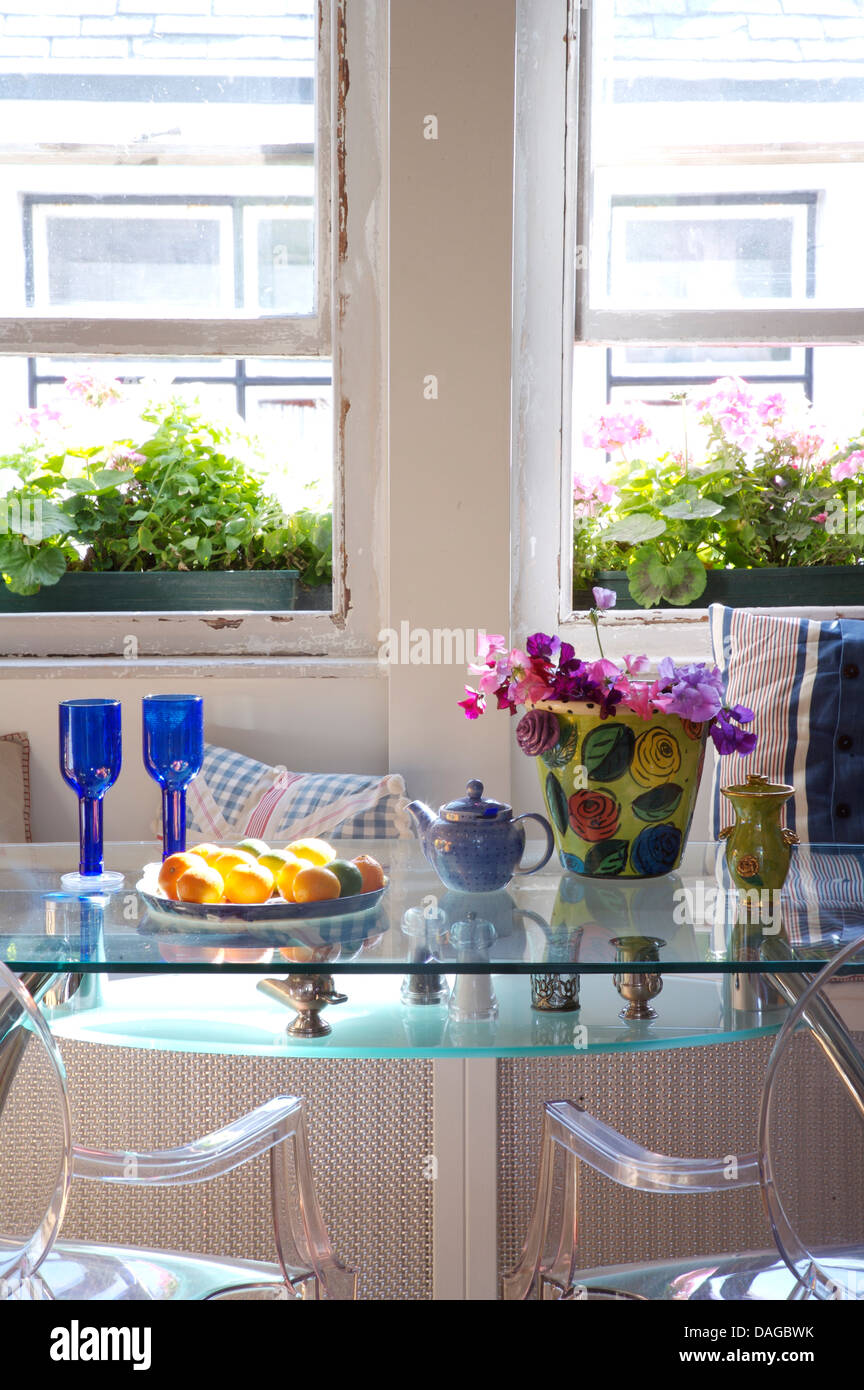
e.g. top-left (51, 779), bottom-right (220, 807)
top-left (1, 840), bottom-right (863, 977)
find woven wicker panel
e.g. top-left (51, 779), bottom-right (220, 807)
top-left (4, 1045), bottom-right (434, 1302)
top-left (498, 1034), bottom-right (864, 1284)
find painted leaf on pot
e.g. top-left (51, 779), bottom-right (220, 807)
top-left (583, 839), bottom-right (630, 877)
top-left (632, 783), bottom-right (683, 823)
top-left (541, 715), bottom-right (580, 768)
top-left (583, 722), bottom-right (635, 783)
top-left (545, 772), bottom-right (569, 837)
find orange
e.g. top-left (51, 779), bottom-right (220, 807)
top-left (176, 864), bottom-right (225, 905)
top-left (158, 851), bottom-right (207, 901)
top-left (274, 853), bottom-right (304, 903)
top-left (353, 854), bottom-right (386, 893)
top-left (292, 865), bottom-right (341, 903)
top-left (223, 861), bottom-right (275, 905)
top-left (187, 842), bottom-right (224, 868)
top-left (286, 837), bottom-right (336, 867)
top-left (213, 848), bottom-right (257, 878)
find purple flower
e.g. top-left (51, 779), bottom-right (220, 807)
top-left (655, 661), bottom-right (726, 723)
top-left (710, 710), bottom-right (758, 757)
top-left (516, 709), bottom-right (560, 757)
top-left (592, 586), bottom-right (617, 611)
top-left (526, 632), bottom-right (562, 659)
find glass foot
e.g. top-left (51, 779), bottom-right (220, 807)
top-left (60, 870), bottom-right (125, 894)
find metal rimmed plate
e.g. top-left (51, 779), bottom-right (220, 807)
top-left (135, 865), bottom-right (386, 936)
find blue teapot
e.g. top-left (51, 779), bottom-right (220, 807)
top-left (406, 779), bottom-right (554, 892)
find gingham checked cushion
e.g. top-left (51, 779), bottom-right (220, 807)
top-left (185, 743), bottom-right (410, 842)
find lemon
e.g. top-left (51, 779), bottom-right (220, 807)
top-left (235, 837), bottom-right (271, 857)
top-left (286, 837), bottom-right (336, 867)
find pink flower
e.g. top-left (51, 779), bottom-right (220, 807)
top-left (623, 653), bottom-right (649, 676)
top-left (757, 392), bottom-right (788, 423)
top-left (583, 658), bottom-right (621, 687)
top-left (458, 687), bottom-right (485, 720)
top-left (573, 474), bottom-right (617, 517)
top-left (832, 451), bottom-right (864, 483)
top-left (618, 678), bottom-right (663, 720)
top-left (591, 585), bottom-right (616, 611)
top-left (582, 411), bottom-right (651, 452)
top-left (474, 632), bottom-right (506, 665)
top-left (17, 404), bottom-right (61, 432)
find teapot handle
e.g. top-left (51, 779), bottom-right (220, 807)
top-left (513, 814), bottom-right (555, 875)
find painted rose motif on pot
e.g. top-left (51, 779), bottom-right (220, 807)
top-left (568, 789), bottom-right (620, 842)
top-left (632, 726), bottom-right (682, 788)
top-left (630, 823), bottom-right (683, 876)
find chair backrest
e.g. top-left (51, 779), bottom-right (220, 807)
top-left (758, 932), bottom-right (864, 1300)
top-left (0, 962), bottom-right (72, 1295)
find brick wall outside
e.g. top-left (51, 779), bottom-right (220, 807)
top-left (0, 2), bottom-right (315, 64)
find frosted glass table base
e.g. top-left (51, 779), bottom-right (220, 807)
top-left (60, 870), bottom-right (125, 893)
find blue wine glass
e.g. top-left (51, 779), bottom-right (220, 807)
top-left (142, 695), bottom-right (204, 859)
top-left (59, 698), bottom-right (124, 892)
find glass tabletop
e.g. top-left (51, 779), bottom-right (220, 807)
top-left (1, 839), bottom-right (864, 976)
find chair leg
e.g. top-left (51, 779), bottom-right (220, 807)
top-left (270, 1103), bottom-right (357, 1301)
top-left (502, 1111), bottom-right (580, 1300)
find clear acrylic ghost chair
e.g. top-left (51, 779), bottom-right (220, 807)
top-left (504, 934), bottom-right (864, 1301)
top-left (0, 961), bottom-right (355, 1301)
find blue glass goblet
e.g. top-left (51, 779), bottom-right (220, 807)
top-left (142, 695), bottom-right (204, 859)
top-left (59, 698), bottom-right (124, 892)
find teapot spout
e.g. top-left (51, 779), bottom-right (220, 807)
top-left (405, 799), bottom-right (435, 845)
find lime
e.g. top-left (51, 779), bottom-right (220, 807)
top-left (327, 858), bottom-right (364, 898)
top-left (235, 837), bottom-right (270, 857)
top-left (258, 849), bottom-right (299, 875)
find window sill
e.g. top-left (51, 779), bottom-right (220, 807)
top-left (0, 655), bottom-right (385, 680)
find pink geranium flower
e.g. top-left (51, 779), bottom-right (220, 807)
top-left (832, 450), bottom-right (864, 483)
top-left (582, 411), bottom-right (651, 453)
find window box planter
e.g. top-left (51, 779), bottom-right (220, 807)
top-left (0, 569), bottom-right (300, 614)
top-left (573, 566), bottom-right (864, 612)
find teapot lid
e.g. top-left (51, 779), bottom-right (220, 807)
top-left (441, 779), bottom-right (512, 823)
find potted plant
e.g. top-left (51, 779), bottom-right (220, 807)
top-left (460, 589), bottom-right (757, 878)
top-left (0, 373), bottom-right (332, 613)
top-left (573, 378), bottom-right (864, 610)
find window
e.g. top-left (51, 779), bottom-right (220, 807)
top-left (0, 0), bottom-right (389, 657)
top-left (565, 0), bottom-right (864, 608)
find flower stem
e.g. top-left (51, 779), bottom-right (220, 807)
top-left (590, 610), bottom-right (605, 660)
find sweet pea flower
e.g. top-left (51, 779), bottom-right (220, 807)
top-left (618, 677), bottom-right (663, 720)
top-left (757, 392), bottom-right (788, 423)
top-left (654, 660), bottom-right (726, 723)
top-left (622, 653), bottom-right (649, 676)
top-left (591, 586), bottom-right (617, 611)
top-left (473, 631), bottom-right (507, 665)
top-left (458, 687), bottom-right (485, 720)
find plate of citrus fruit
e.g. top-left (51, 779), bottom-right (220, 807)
top-left (136, 837), bottom-right (387, 931)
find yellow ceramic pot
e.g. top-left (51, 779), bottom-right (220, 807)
top-left (530, 699), bottom-right (708, 878)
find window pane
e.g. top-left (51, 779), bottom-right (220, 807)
top-left (588, 3), bottom-right (864, 312)
top-left (0, 2), bottom-right (318, 320)
top-left (0, 356), bottom-right (332, 609)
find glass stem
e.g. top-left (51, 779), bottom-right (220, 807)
top-left (162, 789), bottom-right (186, 859)
top-left (79, 796), bottom-right (103, 877)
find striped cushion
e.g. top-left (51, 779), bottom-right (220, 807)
top-left (708, 605), bottom-right (864, 843)
top-left (186, 743), bottom-right (410, 842)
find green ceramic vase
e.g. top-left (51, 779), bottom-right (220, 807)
top-left (531, 699), bottom-right (708, 879)
top-left (719, 772), bottom-right (798, 891)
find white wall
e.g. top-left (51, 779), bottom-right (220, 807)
top-left (3, 673), bottom-right (386, 841)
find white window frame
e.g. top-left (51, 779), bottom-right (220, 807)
top-left (0, 0), bottom-right (386, 660)
top-left (513, 0), bottom-right (864, 667)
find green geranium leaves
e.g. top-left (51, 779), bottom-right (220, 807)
top-left (602, 514), bottom-right (667, 544)
top-left (627, 546), bottom-right (707, 608)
